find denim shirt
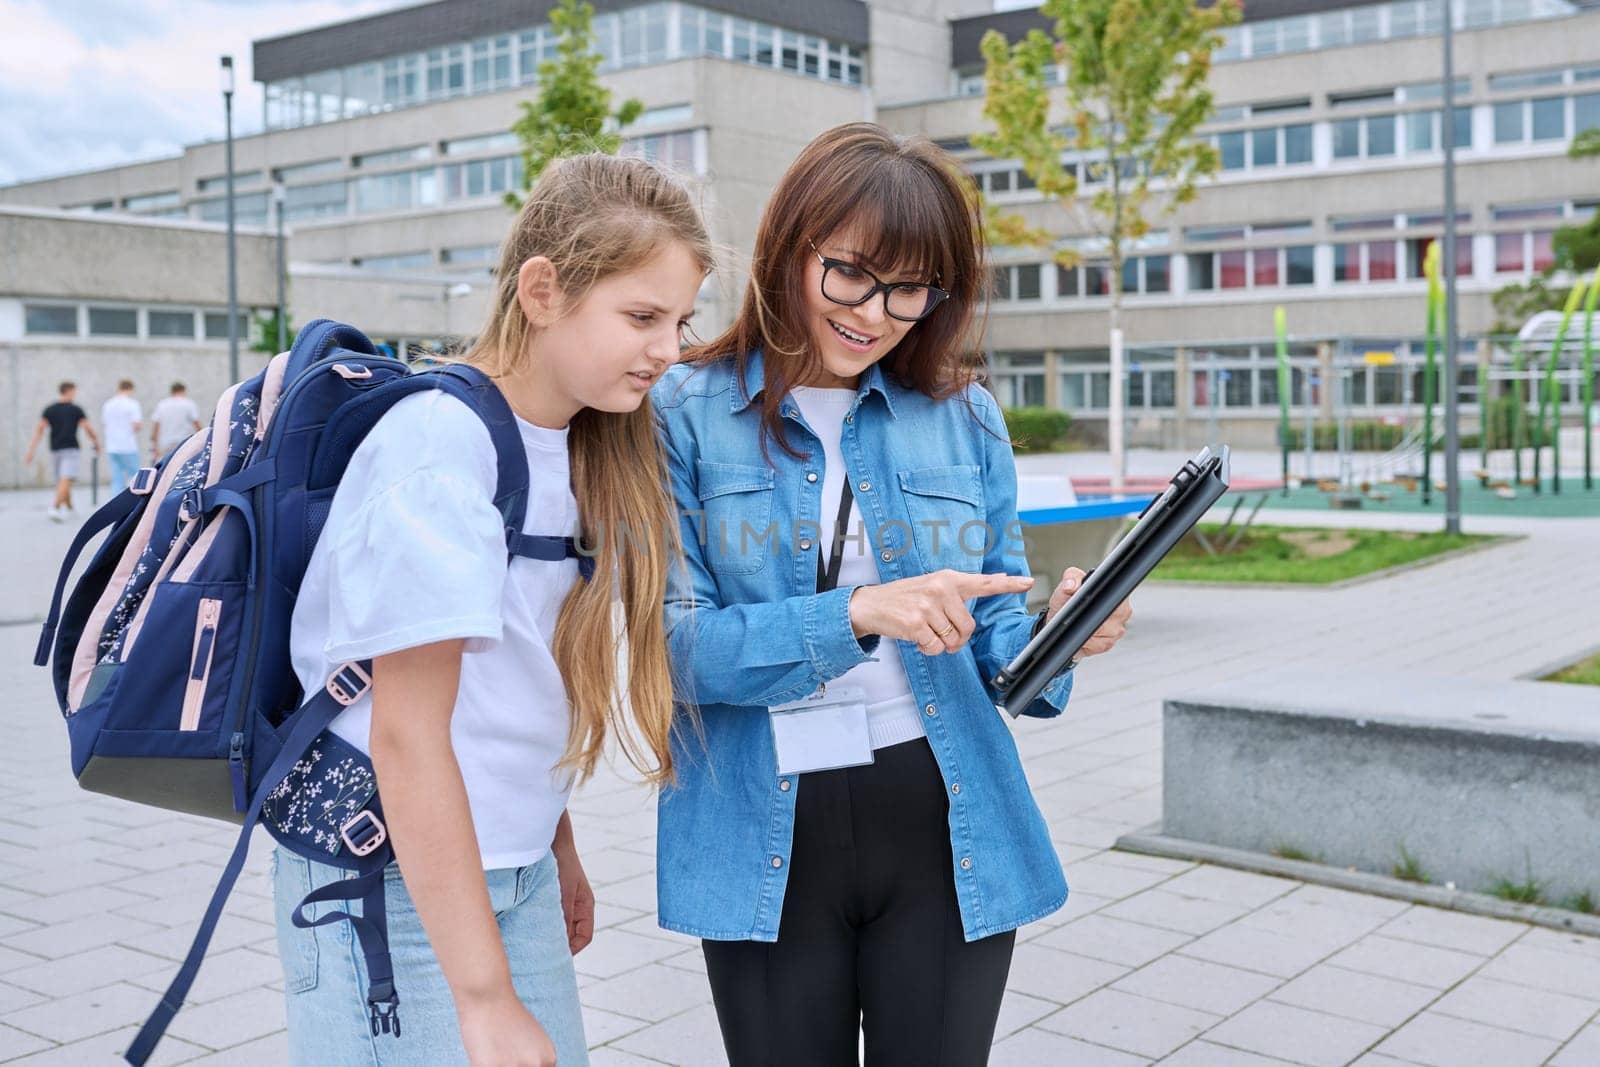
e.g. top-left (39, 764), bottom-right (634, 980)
top-left (652, 350), bottom-right (1073, 943)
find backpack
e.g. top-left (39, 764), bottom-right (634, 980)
top-left (34, 319), bottom-right (593, 1065)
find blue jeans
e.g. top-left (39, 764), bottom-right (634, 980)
top-left (273, 848), bottom-right (589, 1066)
top-left (109, 451), bottom-right (140, 495)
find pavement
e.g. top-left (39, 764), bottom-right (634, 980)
top-left (1, 449), bottom-right (1598, 1066)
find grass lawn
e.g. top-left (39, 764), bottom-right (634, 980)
top-left (1545, 651), bottom-right (1600, 687)
top-left (1150, 524), bottom-right (1495, 584)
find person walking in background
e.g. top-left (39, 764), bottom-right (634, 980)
top-left (101, 379), bottom-right (143, 495)
top-left (23, 381), bottom-right (101, 522)
top-left (150, 381), bottom-right (202, 458)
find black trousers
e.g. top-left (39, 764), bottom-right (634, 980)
top-left (702, 738), bottom-right (1017, 1067)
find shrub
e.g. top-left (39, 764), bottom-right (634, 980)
top-left (1003, 407), bottom-right (1073, 453)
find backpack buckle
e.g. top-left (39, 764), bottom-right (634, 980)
top-left (326, 663), bottom-right (372, 706)
top-left (129, 468), bottom-right (159, 496)
top-left (340, 810), bottom-right (388, 857)
top-left (331, 363), bottom-right (373, 380)
top-left (178, 485), bottom-right (205, 523)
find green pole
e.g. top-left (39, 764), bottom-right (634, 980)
top-left (1274, 306), bottom-right (1291, 496)
top-left (1583, 264), bottom-right (1599, 491)
top-left (1512, 341), bottom-right (1526, 488)
top-left (1543, 280), bottom-right (1589, 495)
top-left (1478, 341), bottom-right (1490, 484)
top-left (1422, 242), bottom-right (1441, 505)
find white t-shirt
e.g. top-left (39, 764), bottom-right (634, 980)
top-left (102, 394), bottom-right (142, 454)
top-left (152, 395), bottom-right (201, 451)
top-left (791, 386), bottom-right (925, 751)
top-left (289, 390), bottom-right (581, 871)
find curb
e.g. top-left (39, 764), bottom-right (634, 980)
top-left (1114, 825), bottom-right (1600, 938)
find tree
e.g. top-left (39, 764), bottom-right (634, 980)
top-left (1571, 128), bottom-right (1600, 159)
top-left (974, 0), bottom-right (1241, 344)
top-left (506, 0), bottom-right (644, 208)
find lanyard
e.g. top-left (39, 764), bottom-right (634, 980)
top-left (815, 477), bottom-right (856, 593)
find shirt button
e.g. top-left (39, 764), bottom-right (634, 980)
top-left (779, 779), bottom-right (791, 792)
top-left (858, 480), bottom-right (870, 492)
top-left (951, 783), bottom-right (961, 795)
top-left (845, 413), bottom-right (854, 423)
top-left (799, 539), bottom-right (812, 550)
top-left (924, 703), bottom-right (937, 716)
top-left (806, 472), bottom-right (818, 483)
top-left (960, 857), bottom-right (973, 870)
top-left (771, 856), bottom-right (784, 869)
top-left (880, 550), bottom-right (892, 562)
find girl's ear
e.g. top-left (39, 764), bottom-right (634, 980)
top-left (516, 256), bottom-right (563, 328)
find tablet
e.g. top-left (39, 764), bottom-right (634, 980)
top-left (992, 446), bottom-right (1231, 717)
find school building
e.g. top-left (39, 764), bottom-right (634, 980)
top-left (1, 0), bottom-right (1597, 459)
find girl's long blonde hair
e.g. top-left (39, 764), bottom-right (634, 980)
top-left (461, 153), bottom-right (711, 786)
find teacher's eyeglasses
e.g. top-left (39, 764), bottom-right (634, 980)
top-left (810, 243), bottom-right (949, 323)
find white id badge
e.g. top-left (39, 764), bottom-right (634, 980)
top-left (768, 684), bottom-right (874, 776)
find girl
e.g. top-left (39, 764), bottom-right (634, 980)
top-left (652, 123), bottom-right (1131, 1066)
top-left (277, 154), bottom-right (710, 1066)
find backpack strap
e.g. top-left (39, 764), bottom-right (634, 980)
top-left (125, 668), bottom-right (376, 1065)
top-left (35, 490), bottom-right (142, 669)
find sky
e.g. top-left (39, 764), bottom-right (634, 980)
top-left (0, 0), bottom-right (407, 186)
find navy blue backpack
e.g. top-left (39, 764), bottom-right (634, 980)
top-left (35, 320), bottom-right (592, 1064)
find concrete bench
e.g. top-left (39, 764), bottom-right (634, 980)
top-left (1158, 667), bottom-right (1600, 902)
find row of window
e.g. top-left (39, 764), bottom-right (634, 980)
top-left (988, 345), bottom-right (1524, 413)
top-left (1214, 0), bottom-right (1571, 63)
top-left (265, 2), bottom-right (864, 131)
top-left (98, 130), bottom-right (701, 228)
top-left (22, 304), bottom-right (253, 341)
top-left (990, 224), bottom-right (1576, 303)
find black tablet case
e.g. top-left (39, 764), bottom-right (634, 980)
top-left (993, 446), bottom-right (1231, 717)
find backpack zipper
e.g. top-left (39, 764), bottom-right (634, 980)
top-left (180, 598), bottom-right (222, 730)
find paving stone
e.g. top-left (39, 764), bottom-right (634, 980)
top-left (579, 963), bottom-right (713, 1023)
top-left (1035, 913), bottom-right (1194, 968)
top-left (0, 910), bottom-right (162, 961)
top-left (1325, 935), bottom-right (1487, 990)
top-left (1035, 988), bottom-right (1220, 1059)
top-left (1375, 1011), bottom-right (1561, 1067)
top-left (1377, 907), bottom-right (1527, 957)
top-left (611, 1003), bottom-right (728, 1066)
top-left (1268, 963), bottom-right (1440, 1028)
top-left (3, 945), bottom-right (171, 998)
top-left (1429, 974), bottom-right (1599, 1041)
top-left (992, 989), bottom-right (1062, 1039)
top-left (1157, 866), bottom-right (1301, 909)
top-left (1059, 857), bottom-right (1176, 899)
top-left (1205, 1000), bottom-right (1388, 1067)
top-left (1101, 889), bottom-right (1252, 936)
top-left (1177, 918), bottom-right (1348, 979)
top-left (1160, 1041), bottom-right (1303, 1066)
top-left (1113, 953), bottom-right (1278, 1017)
top-left (582, 1004), bottom-right (653, 1046)
top-left (1549, 1023), bottom-right (1600, 1066)
top-left (1478, 942), bottom-right (1600, 996)
top-left (989, 1025), bottom-right (1152, 1067)
top-left (163, 986), bottom-right (286, 1051)
top-left (0, 979), bottom-right (159, 1044)
top-left (572, 928), bottom-right (691, 981)
top-left (1003, 943), bottom-right (1128, 1006)
top-left (0, 1023), bottom-right (53, 1060)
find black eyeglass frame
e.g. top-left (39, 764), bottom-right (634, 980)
top-left (809, 243), bottom-right (950, 323)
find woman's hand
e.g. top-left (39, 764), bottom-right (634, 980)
top-left (849, 570), bottom-right (1035, 655)
top-left (457, 989), bottom-right (558, 1067)
top-left (551, 812), bottom-right (594, 955)
top-left (1043, 567), bottom-right (1132, 659)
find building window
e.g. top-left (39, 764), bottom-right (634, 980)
top-left (1531, 96), bottom-right (1566, 140)
top-left (123, 190), bottom-right (181, 213)
top-left (991, 264), bottom-right (1042, 302)
top-left (284, 180), bottom-right (349, 221)
top-left (204, 312), bottom-right (249, 340)
top-left (87, 308), bottom-right (139, 337)
top-left (24, 305), bottom-right (78, 335)
top-left (355, 251), bottom-right (434, 272)
top-left (148, 310), bottom-right (198, 339)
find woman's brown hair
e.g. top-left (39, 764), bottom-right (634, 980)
top-left (460, 153), bottom-right (712, 786)
top-left (689, 121), bottom-right (987, 456)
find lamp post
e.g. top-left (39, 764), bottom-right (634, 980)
top-left (221, 55), bottom-right (239, 383)
top-left (1440, 3), bottom-right (1462, 533)
top-left (272, 182), bottom-right (287, 351)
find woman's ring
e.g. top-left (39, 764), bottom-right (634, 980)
top-left (934, 624), bottom-right (956, 639)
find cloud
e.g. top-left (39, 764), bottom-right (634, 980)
top-left (0, 0), bottom-right (397, 185)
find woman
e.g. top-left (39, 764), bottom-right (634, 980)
top-left (652, 123), bottom-right (1131, 1065)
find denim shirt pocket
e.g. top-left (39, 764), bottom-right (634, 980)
top-left (898, 464), bottom-right (985, 574)
top-left (695, 460), bottom-right (778, 576)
